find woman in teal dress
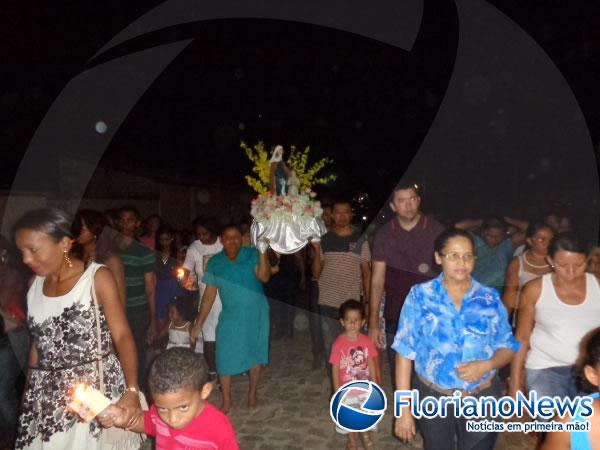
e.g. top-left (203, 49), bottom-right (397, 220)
top-left (191, 225), bottom-right (270, 413)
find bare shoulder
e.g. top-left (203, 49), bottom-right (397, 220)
top-left (104, 254), bottom-right (124, 269)
top-left (93, 265), bottom-right (116, 285)
top-left (505, 257), bottom-right (519, 276)
top-left (521, 277), bottom-right (542, 304)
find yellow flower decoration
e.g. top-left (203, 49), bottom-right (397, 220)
top-left (241, 141), bottom-right (271, 195)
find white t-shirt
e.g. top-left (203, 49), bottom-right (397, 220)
top-left (184, 238), bottom-right (224, 344)
top-left (183, 238), bottom-right (223, 296)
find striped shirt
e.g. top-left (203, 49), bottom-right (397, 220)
top-left (120, 240), bottom-right (155, 308)
top-left (318, 229), bottom-right (370, 308)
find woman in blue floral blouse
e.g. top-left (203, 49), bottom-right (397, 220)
top-left (393, 228), bottom-right (519, 450)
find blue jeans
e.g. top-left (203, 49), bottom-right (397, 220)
top-left (526, 366), bottom-right (578, 399)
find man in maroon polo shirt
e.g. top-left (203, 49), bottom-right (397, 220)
top-left (368, 182), bottom-right (444, 384)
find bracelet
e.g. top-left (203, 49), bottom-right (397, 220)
top-left (125, 386), bottom-right (140, 394)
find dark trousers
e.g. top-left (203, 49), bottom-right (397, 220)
top-left (386, 318), bottom-right (398, 388)
top-left (0, 337), bottom-right (18, 429)
top-left (413, 376), bottom-right (501, 450)
top-left (126, 304), bottom-right (150, 391)
top-left (308, 281), bottom-right (325, 368)
top-left (265, 275), bottom-right (296, 339)
top-left (319, 304), bottom-right (343, 369)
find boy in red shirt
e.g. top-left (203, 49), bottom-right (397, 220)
top-left (329, 299), bottom-right (380, 449)
top-left (99, 348), bottom-right (238, 450)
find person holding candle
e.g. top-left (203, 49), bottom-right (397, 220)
top-left (182, 217), bottom-right (222, 375)
top-left (13, 208), bottom-right (142, 449)
top-left (154, 225), bottom-right (184, 337)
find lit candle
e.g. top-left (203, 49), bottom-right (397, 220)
top-left (68, 383), bottom-right (111, 422)
top-left (176, 268), bottom-right (185, 282)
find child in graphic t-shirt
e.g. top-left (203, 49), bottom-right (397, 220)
top-left (98, 348), bottom-right (238, 450)
top-left (329, 299), bottom-right (379, 449)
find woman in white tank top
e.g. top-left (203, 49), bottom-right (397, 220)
top-left (509, 233), bottom-right (600, 399)
top-left (502, 223), bottom-right (554, 326)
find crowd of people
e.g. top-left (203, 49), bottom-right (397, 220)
top-left (1, 182), bottom-right (599, 449)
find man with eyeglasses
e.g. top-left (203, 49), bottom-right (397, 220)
top-left (368, 182), bottom-right (444, 385)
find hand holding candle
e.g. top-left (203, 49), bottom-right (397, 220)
top-left (96, 404), bottom-right (128, 428)
top-left (68, 383), bottom-right (111, 422)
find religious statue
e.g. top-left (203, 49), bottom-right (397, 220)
top-left (287, 170), bottom-right (300, 196)
top-left (269, 145), bottom-right (291, 195)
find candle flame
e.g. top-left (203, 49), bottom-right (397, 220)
top-left (74, 383), bottom-right (88, 401)
top-left (177, 268), bottom-right (184, 279)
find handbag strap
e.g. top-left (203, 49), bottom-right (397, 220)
top-left (90, 264), bottom-right (104, 391)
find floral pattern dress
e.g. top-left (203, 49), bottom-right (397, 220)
top-left (16, 263), bottom-right (126, 449)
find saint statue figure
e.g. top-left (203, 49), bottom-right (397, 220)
top-left (287, 171), bottom-right (300, 196)
top-left (269, 145), bottom-right (291, 195)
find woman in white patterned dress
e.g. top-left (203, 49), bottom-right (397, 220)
top-left (13, 208), bottom-right (142, 449)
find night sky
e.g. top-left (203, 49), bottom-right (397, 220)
top-left (2, 0), bottom-right (599, 228)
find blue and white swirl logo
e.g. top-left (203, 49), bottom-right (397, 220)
top-left (330, 381), bottom-right (387, 432)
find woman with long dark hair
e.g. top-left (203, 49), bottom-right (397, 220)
top-left (72, 209), bottom-right (126, 308)
top-left (154, 225), bottom-right (184, 336)
top-left (503, 222), bottom-right (554, 324)
top-left (14, 208), bottom-right (142, 449)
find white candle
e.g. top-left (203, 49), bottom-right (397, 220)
top-left (68, 383), bottom-right (111, 422)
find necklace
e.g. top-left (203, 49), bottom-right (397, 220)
top-left (524, 250), bottom-right (549, 269)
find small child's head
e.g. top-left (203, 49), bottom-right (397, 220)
top-left (167, 299), bottom-right (187, 323)
top-left (578, 327), bottom-right (600, 393)
top-left (148, 348), bottom-right (212, 429)
top-left (339, 299), bottom-right (366, 335)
